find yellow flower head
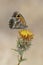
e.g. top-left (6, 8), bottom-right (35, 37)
top-left (19, 29), bottom-right (33, 40)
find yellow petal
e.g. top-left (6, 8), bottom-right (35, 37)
top-left (19, 29), bottom-right (33, 40)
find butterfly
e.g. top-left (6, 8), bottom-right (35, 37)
top-left (9, 11), bottom-right (28, 29)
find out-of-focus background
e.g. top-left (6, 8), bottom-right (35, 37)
top-left (0, 0), bottom-right (43, 65)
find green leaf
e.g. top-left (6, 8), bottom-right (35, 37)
top-left (19, 58), bottom-right (27, 62)
top-left (11, 49), bottom-right (18, 52)
top-left (22, 58), bottom-right (27, 61)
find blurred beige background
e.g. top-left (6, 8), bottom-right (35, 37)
top-left (0, 0), bottom-right (43, 65)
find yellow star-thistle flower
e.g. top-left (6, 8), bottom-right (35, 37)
top-left (19, 30), bottom-right (33, 40)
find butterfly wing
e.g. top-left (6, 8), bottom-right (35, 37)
top-left (9, 11), bottom-right (28, 29)
top-left (9, 19), bottom-right (14, 29)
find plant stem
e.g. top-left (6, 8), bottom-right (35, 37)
top-left (17, 55), bottom-right (22, 65)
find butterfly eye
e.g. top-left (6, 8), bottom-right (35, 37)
top-left (17, 15), bottom-right (20, 17)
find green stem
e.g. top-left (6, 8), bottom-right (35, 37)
top-left (17, 55), bottom-right (22, 65)
top-left (18, 62), bottom-right (20, 65)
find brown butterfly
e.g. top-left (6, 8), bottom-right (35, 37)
top-left (9, 11), bottom-right (27, 29)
